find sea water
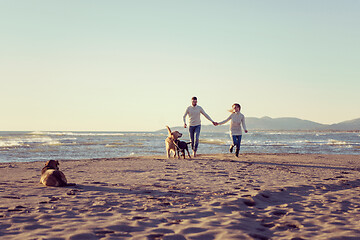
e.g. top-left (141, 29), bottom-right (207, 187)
top-left (0, 131), bottom-right (359, 163)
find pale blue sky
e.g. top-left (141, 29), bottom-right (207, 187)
top-left (1, 1), bottom-right (359, 131)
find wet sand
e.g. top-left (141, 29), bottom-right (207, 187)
top-left (1, 153), bottom-right (360, 239)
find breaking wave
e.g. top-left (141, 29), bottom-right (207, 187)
top-left (0, 130), bottom-right (358, 162)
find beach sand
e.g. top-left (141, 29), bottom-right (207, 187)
top-left (0, 153), bottom-right (359, 240)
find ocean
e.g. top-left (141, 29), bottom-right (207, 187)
top-left (0, 130), bottom-right (359, 163)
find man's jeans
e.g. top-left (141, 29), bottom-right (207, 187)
top-left (189, 125), bottom-right (201, 152)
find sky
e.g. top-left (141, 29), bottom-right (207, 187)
top-left (1, 0), bottom-right (359, 131)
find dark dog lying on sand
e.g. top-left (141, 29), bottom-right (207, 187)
top-left (40, 160), bottom-right (75, 187)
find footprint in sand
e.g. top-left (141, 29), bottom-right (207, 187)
top-left (69, 232), bottom-right (99, 240)
top-left (217, 171), bottom-right (229, 177)
top-left (249, 232), bottom-right (269, 240)
top-left (166, 163), bottom-right (177, 167)
top-left (131, 216), bottom-right (149, 221)
top-left (0, 224), bottom-right (12, 230)
top-left (260, 193), bottom-right (270, 198)
top-left (271, 209), bottom-right (288, 216)
top-left (67, 189), bottom-right (80, 196)
top-left (158, 178), bottom-right (172, 182)
top-left (243, 198), bottom-right (256, 206)
top-left (90, 181), bottom-right (109, 186)
top-left (7, 206), bottom-right (28, 212)
top-left (106, 224), bottom-right (144, 233)
top-left (147, 233), bottom-right (165, 239)
top-left (162, 234), bottom-right (186, 240)
top-left (261, 218), bottom-right (276, 228)
top-left (22, 223), bottom-right (51, 230)
top-left (165, 167), bottom-right (177, 172)
top-left (151, 228), bottom-right (175, 234)
top-left (181, 227), bottom-right (207, 234)
top-left (11, 216), bottom-right (38, 223)
top-left (335, 175), bottom-right (345, 179)
top-left (94, 230), bottom-right (115, 238)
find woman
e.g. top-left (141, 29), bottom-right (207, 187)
top-left (218, 103), bottom-right (248, 157)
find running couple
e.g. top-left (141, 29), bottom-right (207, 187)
top-left (183, 96), bottom-right (248, 157)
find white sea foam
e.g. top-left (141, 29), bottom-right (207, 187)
top-left (29, 131), bottom-right (125, 137)
top-left (0, 136), bottom-right (62, 148)
top-left (200, 138), bottom-right (230, 145)
top-left (105, 142), bottom-right (126, 148)
top-left (1, 131), bottom-right (358, 163)
top-left (0, 140), bottom-right (25, 148)
top-left (44, 140), bottom-right (63, 146)
top-left (327, 139), bottom-right (348, 145)
top-left (326, 139), bottom-right (352, 148)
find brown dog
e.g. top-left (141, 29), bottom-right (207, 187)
top-left (165, 126), bottom-right (182, 158)
top-left (40, 160), bottom-right (75, 187)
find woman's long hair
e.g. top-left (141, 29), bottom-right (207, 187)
top-left (229, 103), bottom-right (241, 113)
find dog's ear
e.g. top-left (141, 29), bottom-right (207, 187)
top-left (56, 160), bottom-right (60, 166)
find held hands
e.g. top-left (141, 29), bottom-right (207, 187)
top-left (185, 122), bottom-right (219, 127)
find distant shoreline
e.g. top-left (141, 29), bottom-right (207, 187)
top-left (1, 152), bottom-right (359, 164)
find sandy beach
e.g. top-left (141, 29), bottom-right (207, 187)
top-left (0, 153), bottom-right (359, 240)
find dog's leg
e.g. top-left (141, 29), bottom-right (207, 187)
top-left (167, 148), bottom-right (171, 158)
top-left (186, 149), bottom-right (191, 159)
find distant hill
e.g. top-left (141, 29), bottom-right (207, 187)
top-left (159, 117), bottom-right (360, 132)
top-left (245, 116), bottom-right (325, 130)
top-left (327, 118), bottom-right (360, 131)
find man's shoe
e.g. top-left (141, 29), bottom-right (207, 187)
top-left (229, 145), bottom-right (234, 153)
top-left (235, 148), bottom-right (239, 157)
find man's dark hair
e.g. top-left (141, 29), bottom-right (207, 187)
top-left (192, 97), bottom-right (197, 100)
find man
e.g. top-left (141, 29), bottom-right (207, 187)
top-left (183, 97), bottom-right (217, 157)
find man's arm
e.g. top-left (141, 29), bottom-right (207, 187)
top-left (200, 107), bottom-right (215, 124)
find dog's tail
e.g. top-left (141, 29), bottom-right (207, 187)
top-left (187, 142), bottom-right (192, 145)
top-left (166, 126), bottom-right (172, 136)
